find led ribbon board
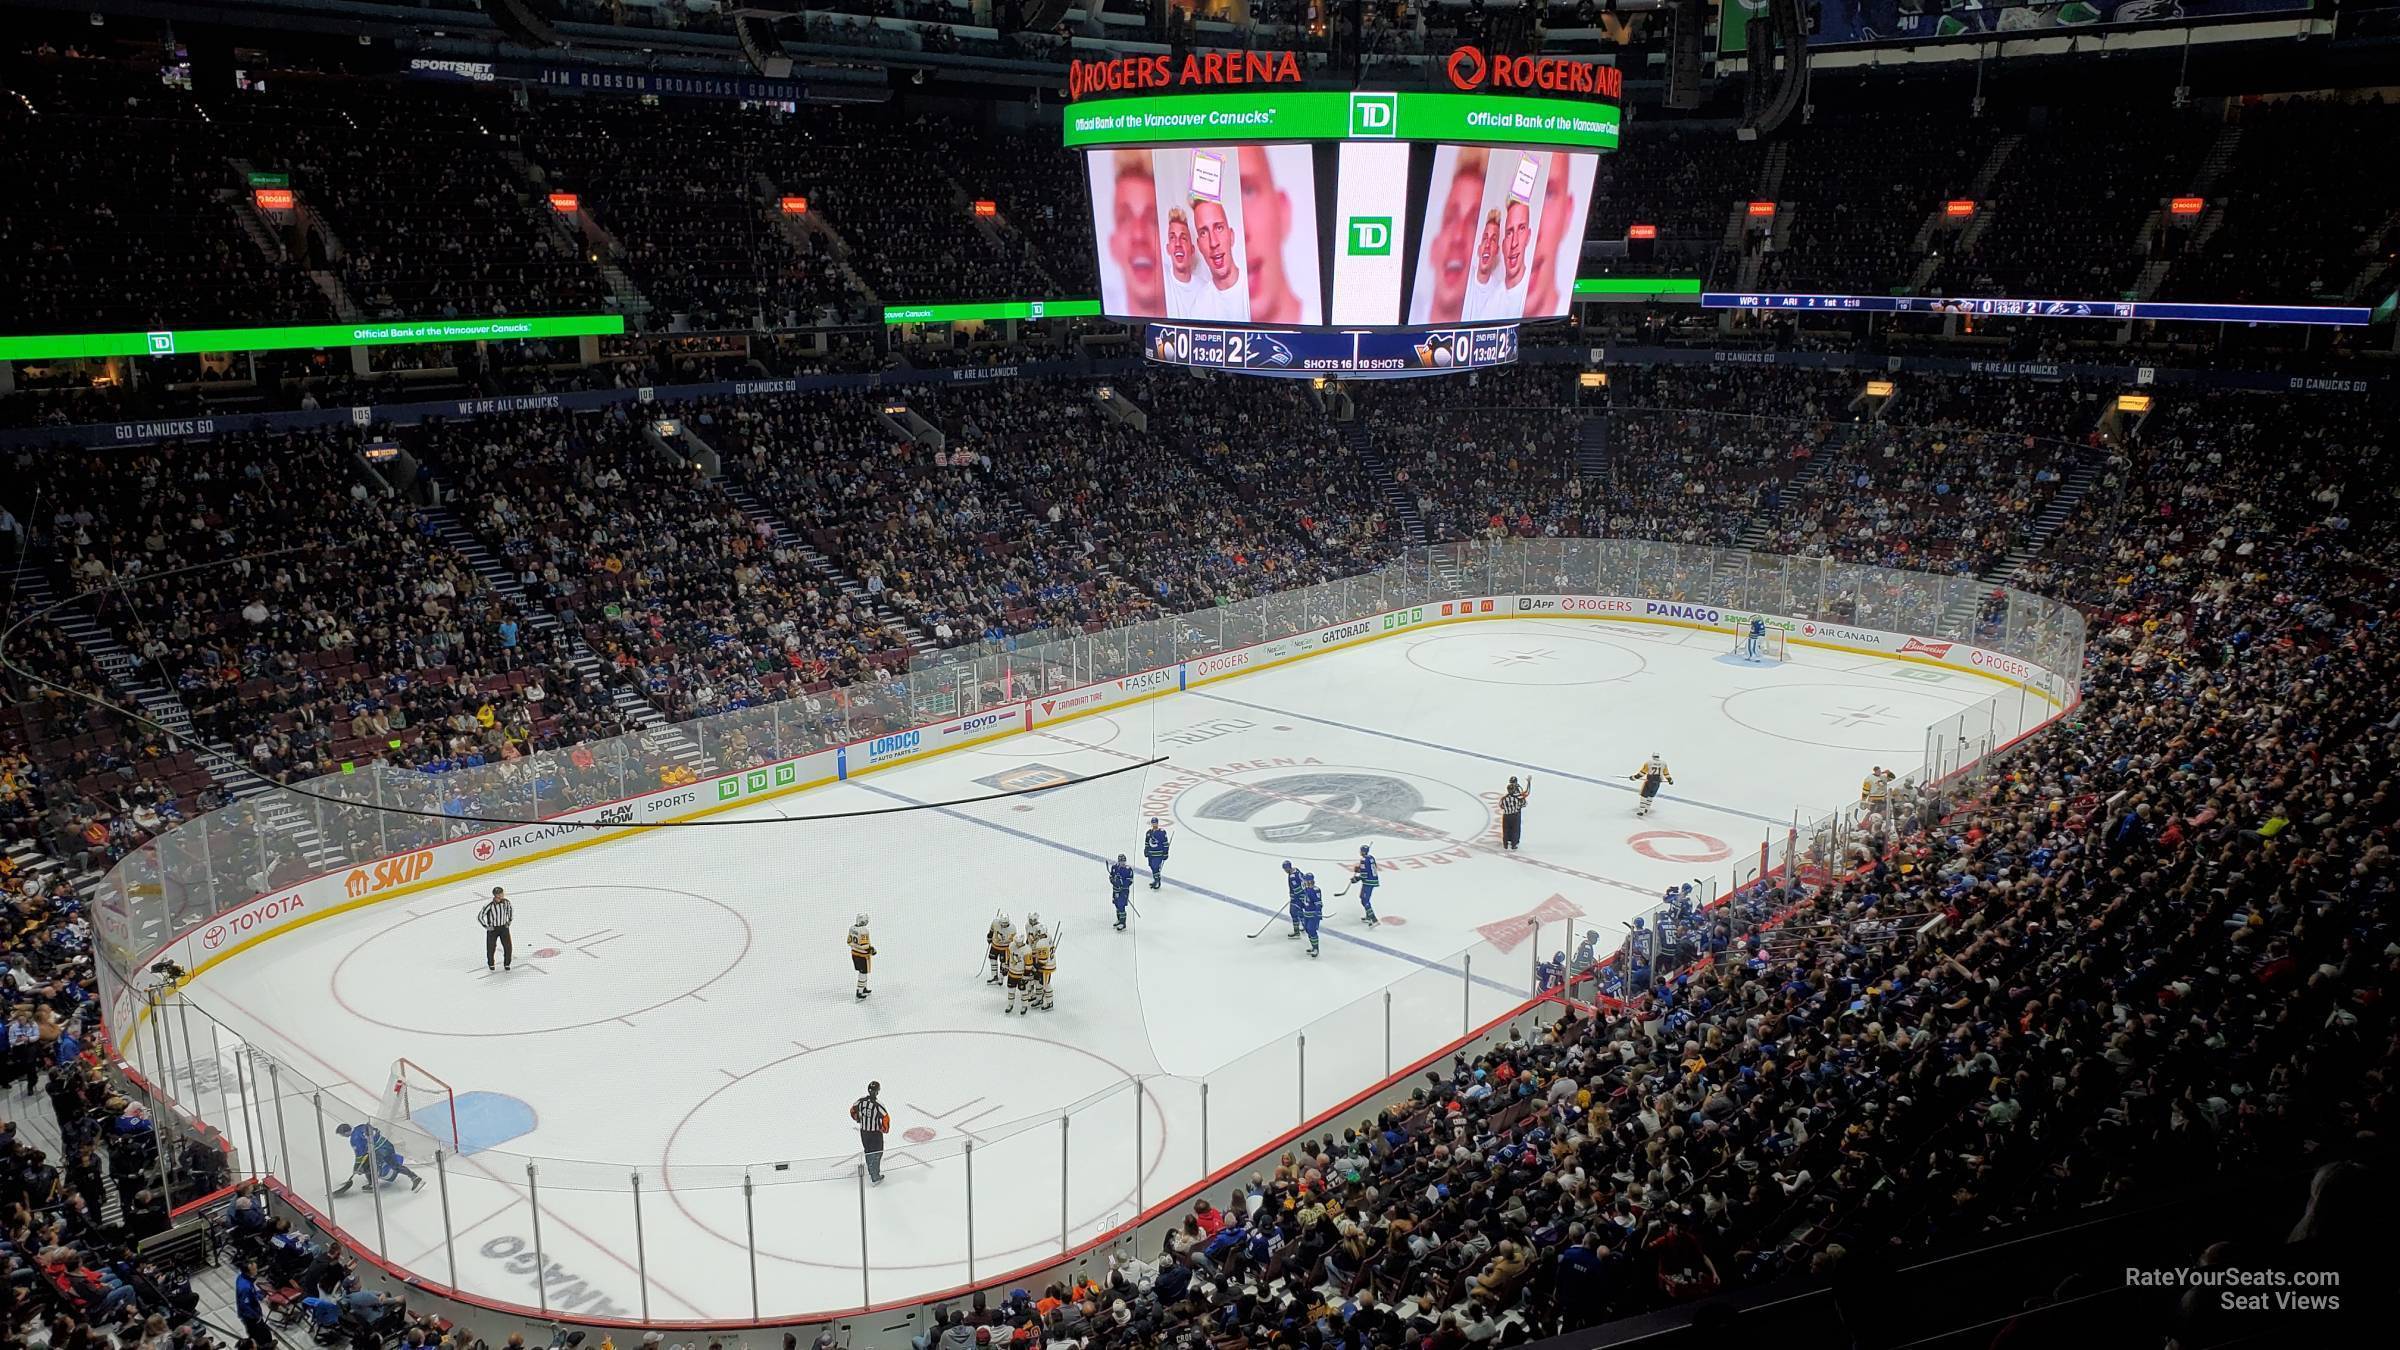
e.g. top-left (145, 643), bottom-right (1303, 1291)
top-left (0, 314), bottom-right (629, 361)
top-left (1065, 91), bottom-right (1621, 151)
top-left (1704, 292), bottom-right (2373, 327)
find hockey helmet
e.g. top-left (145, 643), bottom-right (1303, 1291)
top-left (855, 913), bottom-right (870, 926)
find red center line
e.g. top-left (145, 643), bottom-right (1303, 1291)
top-left (1037, 728), bottom-right (1663, 899)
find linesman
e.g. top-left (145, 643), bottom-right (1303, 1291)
top-left (478, 887), bottom-right (514, 971)
top-left (1499, 777), bottom-right (1531, 850)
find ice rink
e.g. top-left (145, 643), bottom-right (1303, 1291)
top-left (185, 617), bottom-right (2041, 1320)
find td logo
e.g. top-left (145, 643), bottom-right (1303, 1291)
top-left (1348, 92), bottom-right (1397, 137)
top-left (1346, 217), bottom-right (1393, 256)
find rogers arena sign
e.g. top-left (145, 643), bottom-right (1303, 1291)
top-left (1069, 50), bottom-right (1303, 101)
top-left (1445, 47), bottom-right (1624, 100)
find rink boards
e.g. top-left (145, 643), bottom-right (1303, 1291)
top-left (112, 591), bottom-right (2071, 1049)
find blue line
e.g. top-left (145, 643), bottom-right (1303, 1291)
top-left (846, 779), bottom-right (1525, 996)
top-left (1191, 690), bottom-right (1795, 829)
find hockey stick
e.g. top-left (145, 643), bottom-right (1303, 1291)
top-left (1244, 907), bottom-right (1287, 939)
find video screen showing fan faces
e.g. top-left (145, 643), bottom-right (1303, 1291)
top-left (1406, 146), bottom-right (1597, 325)
top-left (1088, 141), bottom-right (1597, 328)
top-left (1088, 145), bottom-right (1324, 325)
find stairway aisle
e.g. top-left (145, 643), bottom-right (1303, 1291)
top-left (716, 483), bottom-right (940, 658)
top-left (419, 508), bottom-right (706, 770)
top-left (10, 560), bottom-right (339, 871)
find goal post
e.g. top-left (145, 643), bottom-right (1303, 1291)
top-left (377, 1057), bottom-right (462, 1158)
top-left (1729, 627), bottom-right (1787, 661)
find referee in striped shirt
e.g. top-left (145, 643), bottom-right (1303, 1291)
top-left (478, 886), bottom-right (514, 971)
top-left (850, 1081), bottom-right (890, 1184)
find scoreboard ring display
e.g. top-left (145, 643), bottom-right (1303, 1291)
top-left (1146, 323), bottom-right (1521, 379)
top-left (1070, 47), bottom-right (1619, 369)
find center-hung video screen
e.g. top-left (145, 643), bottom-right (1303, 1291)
top-left (1405, 145), bottom-right (1597, 326)
top-left (1085, 141), bottom-right (1598, 329)
top-left (1088, 145), bottom-right (1325, 325)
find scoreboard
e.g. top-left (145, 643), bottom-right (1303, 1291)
top-left (1145, 323), bottom-right (1520, 378)
top-left (1073, 47), bottom-right (1619, 341)
top-left (1707, 291), bottom-right (2373, 327)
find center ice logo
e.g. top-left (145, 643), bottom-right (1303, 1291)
top-left (1196, 771), bottom-right (1441, 845)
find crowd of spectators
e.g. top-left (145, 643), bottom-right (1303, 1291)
top-left (205, 82), bottom-right (612, 322)
top-left (410, 405), bottom-right (910, 720)
top-left (1754, 112), bottom-right (1999, 295)
top-left (9, 429), bottom-right (615, 787)
top-left (520, 103), bottom-right (852, 330)
top-left (1130, 375), bottom-right (1401, 577)
top-left (0, 56), bottom-right (335, 334)
top-left (1356, 369), bottom-right (1591, 542)
top-left (2, 349), bottom-right (2395, 1348)
top-left (723, 388), bottom-right (1160, 646)
top-left (763, 110), bottom-right (1057, 304)
top-left (1940, 111), bottom-right (2212, 300)
top-left (2156, 95), bottom-right (2400, 305)
top-left (885, 384), bottom-right (2395, 1350)
top-left (1598, 366), bottom-right (1865, 548)
top-left (1752, 401), bottom-right (2091, 579)
top-left (1583, 126), bottom-right (1767, 280)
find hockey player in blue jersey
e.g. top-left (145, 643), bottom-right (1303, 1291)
top-left (1574, 927), bottom-right (1602, 975)
top-left (333, 1122), bottom-right (423, 1194)
top-left (1282, 861), bottom-right (1305, 938)
top-left (1142, 818), bottom-right (1170, 889)
top-left (1108, 854), bottom-right (1135, 931)
top-left (1350, 845), bottom-right (1381, 926)
top-left (1744, 614), bottom-right (1767, 660)
top-left (1537, 951), bottom-right (1566, 992)
top-left (1298, 873), bottom-right (1324, 958)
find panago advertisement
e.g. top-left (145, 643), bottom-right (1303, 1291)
top-left (130, 592), bottom-right (2068, 1051)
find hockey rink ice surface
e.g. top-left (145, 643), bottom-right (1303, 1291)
top-left (189, 618), bottom-right (2042, 1319)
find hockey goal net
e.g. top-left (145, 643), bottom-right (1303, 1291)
top-left (373, 1057), bottom-right (461, 1159)
top-left (1730, 628), bottom-right (1788, 662)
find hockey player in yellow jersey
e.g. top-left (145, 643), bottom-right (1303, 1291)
top-left (848, 914), bottom-right (876, 1000)
top-left (1628, 754), bottom-right (1673, 817)
top-left (1029, 916), bottom-right (1058, 1012)
top-left (985, 914), bottom-right (1015, 985)
top-left (1861, 766), bottom-right (1894, 807)
top-left (1003, 932), bottom-right (1034, 1015)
